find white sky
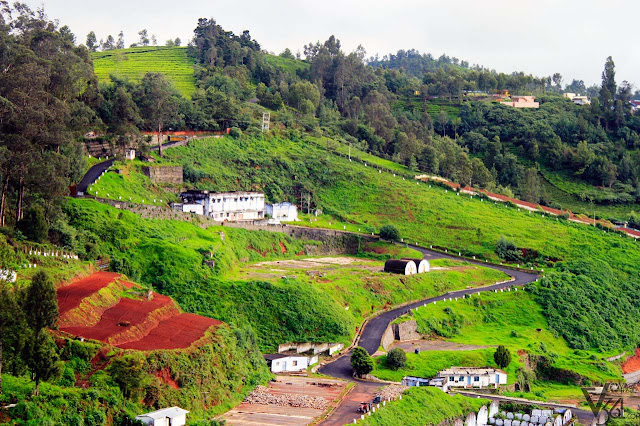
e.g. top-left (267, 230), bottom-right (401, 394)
top-left (27, 0), bottom-right (639, 88)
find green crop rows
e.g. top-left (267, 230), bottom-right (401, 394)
top-left (91, 46), bottom-right (196, 97)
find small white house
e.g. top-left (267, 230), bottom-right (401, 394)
top-left (125, 149), bottom-right (136, 161)
top-left (438, 367), bottom-right (507, 389)
top-left (402, 376), bottom-right (431, 387)
top-left (266, 202), bottom-right (298, 222)
top-left (264, 353), bottom-right (318, 373)
top-left (136, 407), bottom-right (189, 426)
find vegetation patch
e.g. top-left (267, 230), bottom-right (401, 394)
top-left (91, 46), bottom-right (197, 97)
top-left (359, 386), bottom-right (488, 426)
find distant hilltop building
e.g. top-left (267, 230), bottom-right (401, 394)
top-left (501, 95), bottom-right (539, 108)
top-left (175, 190), bottom-right (265, 221)
top-left (563, 92), bottom-right (591, 106)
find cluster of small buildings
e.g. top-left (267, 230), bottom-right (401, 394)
top-left (263, 342), bottom-right (344, 373)
top-left (563, 92), bottom-right (591, 106)
top-left (402, 366), bottom-right (507, 391)
top-left (384, 258), bottom-right (430, 275)
top-left (172, 190), bottom-right (298, 223)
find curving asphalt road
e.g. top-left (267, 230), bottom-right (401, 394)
top-left (319, 245), bottom-right (543, 425)
top-left (320, 245), bottom-right (539, 380)
top-left (76, 158), bottom-right (115, 195)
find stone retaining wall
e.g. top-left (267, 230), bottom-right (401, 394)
top-left (142, 165), bottom-right (183, 184)
top-left (381, 320), bottom-right (422, 350)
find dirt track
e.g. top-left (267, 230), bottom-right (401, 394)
top-left (223, 376), bottom-right (347, 426)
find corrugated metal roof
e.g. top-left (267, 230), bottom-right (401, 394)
top-left (136, 406), bottom-right (189, 420)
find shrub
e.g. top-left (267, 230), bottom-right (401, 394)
top-left (229, 126), bottom-right (243, 138)
top-left (495, 236), bottom-right (521, 262)
top-left (379, 225), bottom-right (401, 241)
top-left (386, 348), bottom-right (407, 370)
top-left (494, 345), bottom-right (512, 369)
top-left (351, 346), bottom-right (374, 377)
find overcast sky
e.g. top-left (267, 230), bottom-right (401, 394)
top-left (27, 0), bottom-right (639, 88)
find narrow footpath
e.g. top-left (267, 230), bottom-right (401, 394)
top-left (319, 245), bottom-right (595, 425)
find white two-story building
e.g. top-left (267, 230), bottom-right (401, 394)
top-left (178, 190), bottom-right (265, 222)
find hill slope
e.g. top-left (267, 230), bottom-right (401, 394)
top-left (91, 46), bottom-right (197, 97)
top-left (151, 134), bottom-right (640, 352)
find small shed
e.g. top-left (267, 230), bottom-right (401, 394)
top-left (401, 258), bottom-right (430, 273)
top-left (136, 407), bottom-right (189, 426)
top-left (263, 352), bottom-right (318, 373)
top-left (401, 376), bottom-right (430, 387)
top-left (384, 259), bottom-right (417, 275)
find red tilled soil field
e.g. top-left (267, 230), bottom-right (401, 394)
top-left (57, 272), bottom-right (223, 351)
top-left (622, 348), bottom-right (640, 374)
top-left (61, 293), bottom-right (178, 345)
top-left (57, 271), bottom-right (124, 315)
top-left (117, 313), bottom-right (222, 350)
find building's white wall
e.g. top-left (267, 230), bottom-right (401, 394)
top-left (267, 203), bottom-right (298, 221)
top-left (271, 356), bottom-right (309, 373)
top-left (170, 414), bottom-right (186, 426)
top-left (182, 204), bottom-right (204, 215)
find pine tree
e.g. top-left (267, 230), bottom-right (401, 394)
top-left (494, 345), bottom-right (512, 369)
top-left (116, 31), bottom-right (125, 49)
top-left (24, 271), bottom-right (58, 337)
top-left (599, 56), bottom-right (616, 130)
top-left (86, 31), bottom-right (97, 52)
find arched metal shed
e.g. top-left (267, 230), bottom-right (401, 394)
top-left (384, 259), bottom-right (417, 275)
top-left (401, 258), bottom-right (430, 273)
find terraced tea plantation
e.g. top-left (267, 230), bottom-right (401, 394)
top-left (91, 46), bottom-right (197, 97)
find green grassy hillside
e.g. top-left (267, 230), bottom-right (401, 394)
top-left (150, 134), bottom-right (640, 353)
top-left (264, 54), bottom-right (310, 77)
top-left (382, 289), bottom-right (622, 401)
top-left (87, 160), bottom-right (178, 205)
top-left (91, 47), bottom-right (196, 97)
top-left (65, 199), bottom-right (507, 351)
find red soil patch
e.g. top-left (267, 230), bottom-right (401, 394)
top-left (154, 367), bottom-right (180, 390)
top-left (61, 293), bottom-right (177, 345)
top-left (58, 272), bottom-right (225, 352)
top-left (117, 313), bottom-right (222, 351)
top-left (57, 271), bottom-right (123, 315)
top-left (279, 241), bottom-right (287, 254)
top-left (622, 349), bottom-right (640, 374)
